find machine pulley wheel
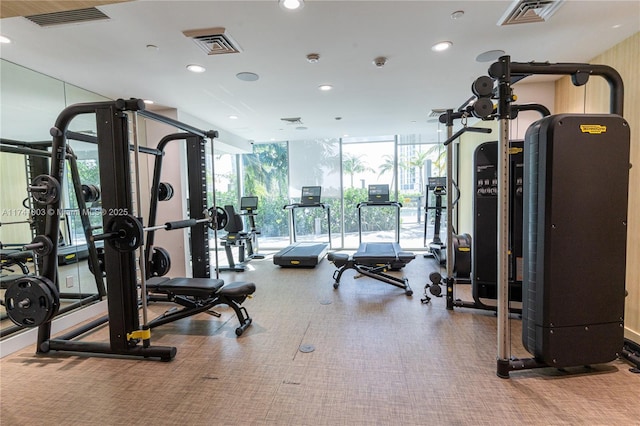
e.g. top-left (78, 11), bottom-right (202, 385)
top-left (471, 75), bottom-right (494, 97)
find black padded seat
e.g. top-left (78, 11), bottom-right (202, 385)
top-left (219, 281), bottom-right (256, 297)
top-left (145, 276), bottom-right (255, 336)
top-left (329, 242), bottom-right (414, 296)
top-left (353, 242), bottom-right (415, 269)
top-left (149, 277), bottom-right (225, 298)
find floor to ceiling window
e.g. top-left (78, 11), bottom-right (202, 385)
top-left (341, 136), bottom-right (396, 248)
top-left (241, 142), bottom-right (290, 249)
top-left (225, 134), bottom-right (445, 252)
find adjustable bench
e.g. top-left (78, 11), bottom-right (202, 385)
top-left (328, 242), bottom-right (415, 296)
top-left (146, 277), bottom-right (255, 336)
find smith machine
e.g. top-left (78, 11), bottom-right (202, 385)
top-left (3, 99), bottom-right (255, 361)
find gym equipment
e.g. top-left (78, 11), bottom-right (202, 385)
top-left (218, 196), bottom-right (265, 272)
top-left (357, 184), bottom-right (400, 243)
top-left (478, 57), bottom-right (629, 378)
top-left (157, 182), bottom-right (174, 201)
top-left (22, 98), bottom-right (254, 361)
top-left (81, 184), bottom-right (101, 203)
top-left (472, 140), bottom-right (524, 309)
top-left (149, 246), bottom-right (171, 277)
top-left (28, 175), bottom-right (61, 205)
top-left (146, 277), bottom-right (255, 336)
top-left (4, 275), bottom-right (60, 327)
top-left (521, 113), bottom-right (628, 368)
top-left (328, 243), bottom-right (414, 296)
top-left (144, 131), bottom-right (227, 280)
top-left (329, 185), bottom-right (415, 295)
top-left (91, 212), bottom-right (218, 253)
top-left (423, 177), bottom-right (447, 265)
top-left (273, 186), bottom-right (331, 267)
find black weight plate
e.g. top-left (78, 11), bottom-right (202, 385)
top-left (4, 276), bottom-right (59, 327)
top-left (81, 184), bottom-right (101, 203)
top-left (150, 246), bottom-right (171, 277)
top-left (208, 206), bottom-right (228, 230)
top-left (106, 214), bottom-right (144, 252)
top-left (31, 235), bottom-right (53, 256)
top-left (158, 182), bottom-right (174, 201)
top-left (88, 247), bottom-right (106, 277)
top-left (30, 175), bottom-right (61, 205)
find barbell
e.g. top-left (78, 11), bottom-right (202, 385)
top-left (92, 206), bottom-right (228, 252)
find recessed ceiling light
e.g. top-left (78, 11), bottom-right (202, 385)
top-left (0, 35), bottom-right (12, 44)
top-left (451, 10), bottom-right (465, 19)
top-left (146, 44), bottom-right (159, 51)
top-left (612, 24), bottom-right (622, 29)
top-left (296, 126), bottom-right (308, 130)
top-left (186, 64), bottom-right (206, 73)
top-left (229, 115), bottom-right (239, 119)
top-left (143, 99), bottom-right (154, 105)
top-left (318, 84), bottom-right (333, 91)
top-left (280, 0), bottom-right (304, 10)
top-left (431, 41), bottom-right (452, 52)
top-left (236, 72), bottom-right (259, 81)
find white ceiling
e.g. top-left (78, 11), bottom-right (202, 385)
top-left (0, 0), bottom-right (638, 144)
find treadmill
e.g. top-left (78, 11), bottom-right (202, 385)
top-left (273, 186), bottom-right (331, 267)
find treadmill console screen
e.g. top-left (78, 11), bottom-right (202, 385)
top-left (300, 186), bottom-right (321, 205)
top-left (368, 184), bottom-right (390, 203)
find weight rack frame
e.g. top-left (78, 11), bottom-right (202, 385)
top-left (35, 99), bottom-right (217, 361)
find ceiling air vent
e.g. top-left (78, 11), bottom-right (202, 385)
top-left (183, 27), bottom-right (242, 55)
top-left (24, 7), bottom-right (110, 27)
top-left (281, 117), bottom-right (303, 125)
top-left (497, 0), bottom-right (564, 26)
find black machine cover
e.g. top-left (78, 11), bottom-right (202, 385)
top-left (522, 114), bottom-right (629, 368)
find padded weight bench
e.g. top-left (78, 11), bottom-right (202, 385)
top-left (328, 242), bottom-right (415, 296)
top-left (145, 277), bottom-right (256, 336)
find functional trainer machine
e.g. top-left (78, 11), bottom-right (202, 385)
top-left (273, 186), bottom-right (331, 267)
top-left (329, 184), bottom-right (415, 296)
top-left (423, 104), bottom-right (548, 307)
top-left (219, 196), bottom-right (265, 272)
top-left (475, 58), bottom-right (629, 377)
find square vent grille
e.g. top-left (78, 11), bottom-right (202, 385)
top-left (183, 27), bottom-right (242, 55)
top-left (497, 0), bottom-right (564, 26)
top-left (24, 7), bottom-right (110, 27)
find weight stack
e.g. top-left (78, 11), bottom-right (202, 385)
top-left (522, 114), bottom-right (629, 368)
top-left (472, 140), bottom-right (524, 303)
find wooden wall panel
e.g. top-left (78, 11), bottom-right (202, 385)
top-left (555, 32), bottom-right (640, 342)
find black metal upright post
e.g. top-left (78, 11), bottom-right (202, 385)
top-left (93, 104), bottom-right (141, 351)
top-left (185, 135), bottom-right (210, 278)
